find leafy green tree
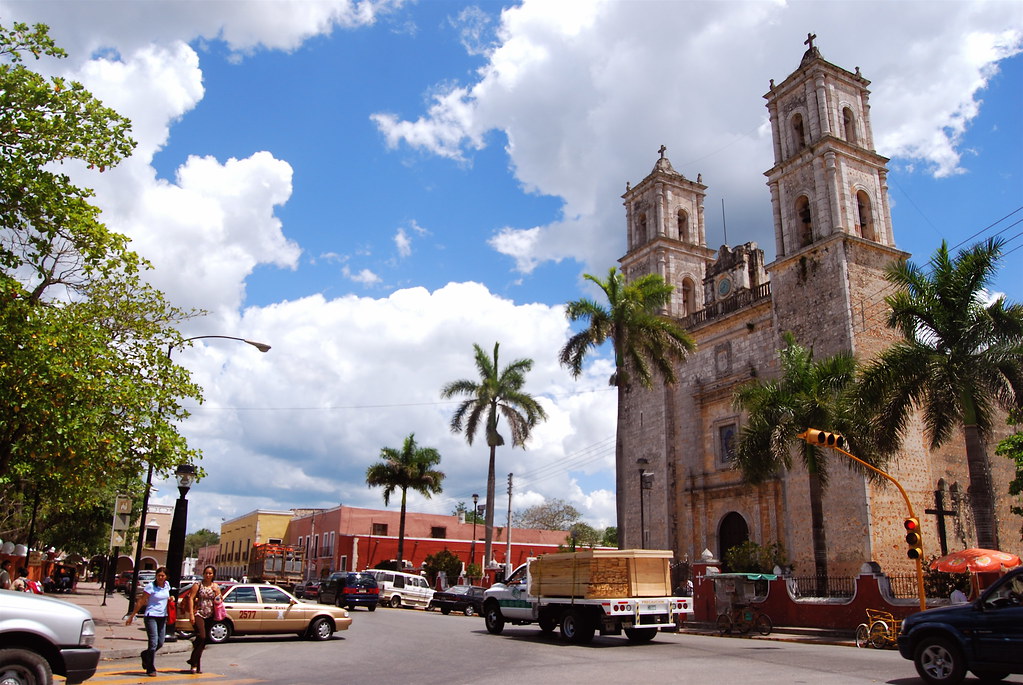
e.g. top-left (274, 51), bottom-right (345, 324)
top-left (0, 23), bottom-right (204, 541)
top-left (513, 498), bottom-right (580, 529)
top-left (422, 548), bottom-right (463, 587)
top-left (601, 526), bottom-right (618, 547)
top-left (559, 267), bottom-right (695, 547)
top-left (723, 540), bottom-right (788, 574)
top-left (565, 522), bottom-right (601, 549)
top-left (185, 529), bottom-right (221, 559)
top-left (442, 342), bottom-right (547, 569)
top-left (451, 501), bottom-right (484, 524)
top-left (733, 332), bottom-right (881, 579)
top-left (858, 239), bottom-right (1023, 549)
top-left (366, 433), bottom-right (445, 568)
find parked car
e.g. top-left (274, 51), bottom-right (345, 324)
top-left (133, 570), bottom-right (156, 595)
top-left (428, 585), bottom-right (485, 616)
top-left (897, 566), bottom-right (1023, 685)
top-left (367, 569), bottom-right (434, 609)
top-left (175, 583), bottom-right (351, 644)
top-left (319, 571), bottom-right (379, 611)
top-left (0, 588), bottom-right (100, 684)
top-left (294, 580), bottom-right (322, 601)
top-left (112, 571), bottom-right (133, 593)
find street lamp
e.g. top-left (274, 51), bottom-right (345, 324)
top-left (165, 463), bottom-right (196, 592)
top-left (127, 334), bottom-right (270, 614)
top-left (470, 493), bottom-right (479, 567)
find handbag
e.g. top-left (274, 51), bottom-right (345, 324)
top-left (213, 596), bottom-right (227, 621)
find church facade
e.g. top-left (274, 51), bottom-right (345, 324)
top-left (616, 40), bottom-right (1019, 578)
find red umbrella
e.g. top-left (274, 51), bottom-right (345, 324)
top-left (929, 548), bottom-right (1021, 573)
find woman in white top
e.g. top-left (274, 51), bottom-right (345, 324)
top-left (126, 566), bottom-right (170, 677)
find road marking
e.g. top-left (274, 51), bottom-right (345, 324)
top-left (56, 667), bottom-right (266, 684)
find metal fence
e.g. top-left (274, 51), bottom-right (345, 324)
top-left (788, 574), bottom-right (856, 598)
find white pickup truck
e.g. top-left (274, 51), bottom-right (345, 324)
top-left (482, 553), bottom-right (692, 644)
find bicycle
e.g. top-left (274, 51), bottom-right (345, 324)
top-left (854, 608), bottom-right (901, 649)
top-left (716, 603), bottom-right (772, 636)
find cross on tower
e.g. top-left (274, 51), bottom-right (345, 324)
top-left (804, 32), bottom-right (816, 49)
top-left (658, 144), bottom-right (667, 159)
top-left (925, 487), bottom-right (959, 556)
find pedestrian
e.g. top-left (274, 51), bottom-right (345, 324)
top-left (126, 566), bottom-right (171, 677)
top-left (0, 559), bottom-right (11, 589)
top-left (184, 565), bottom-right (223, 674)
top-left (12, 567), bottom-right (30, 592)
top-left (949, 583), bottom-right (968, 604)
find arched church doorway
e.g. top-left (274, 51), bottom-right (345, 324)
top-left (718, 512), bottom-right (750, 565)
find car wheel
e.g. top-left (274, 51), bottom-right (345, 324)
top-left (624, 627), bottom-right (657, 643)
top-left (0, 648), bottom-right (53, 685)
top-left (484, 601), bottom-right (505, 635)
top-left (390, 595), bottom-right (402, 609)
top-left (207, 620), bottom-right (231, 644)
top-left (463, 605), bottom-right (475, 617)
top-left (973, 671), bottom-right (1010, 684)
top-left (560, 608), bottom-right (595, 644)
top-left (441, 607), bottom-right (451, 615)
top-left (914, 637), bottom-right (966, 685)
top-left (308, 617), bottom-right (333, 641)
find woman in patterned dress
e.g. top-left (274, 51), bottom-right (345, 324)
top-left (185, 565), bottom-right (222, 674)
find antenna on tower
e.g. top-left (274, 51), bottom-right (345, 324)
top-left (721, 198), bottom-right (729, 246)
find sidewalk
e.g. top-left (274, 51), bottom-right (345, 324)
top-left (57, 582), bottom-right (191, 662)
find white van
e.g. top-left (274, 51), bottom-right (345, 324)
top-left (368, 570), bottom-right (435, 609)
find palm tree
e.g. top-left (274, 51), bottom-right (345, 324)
top-left (732, 332), bottom-right (879, 581)
top-left (858, 238), bottom-right (1023, 549)
top-left (441, 342), bottom-right (547, 568)
top-left (365, 433), bottom-right (445, 569)
top-left (559, 267), bottom-right (695, 547)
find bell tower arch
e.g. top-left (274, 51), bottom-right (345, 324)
top-left (620, 146), bottom-right (716, 319)
top-left (763, 36), bottom-right (907, 360)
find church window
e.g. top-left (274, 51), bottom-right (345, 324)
top-left (842, 107), bottom-right (857, 144)
top-left (636, 212), bottom-right (648, 246)
top-left (681, 277), bottom-right (696, 317)
top-left (677, 209), bottom-right (690, 242)
top-left (856, 190), bottom-right (875, 241)
top-left (795, 195), bottom-right (813, 247)
top-left (718, 423), bottom-right (737, 464)
top-left (792, 113), bottom-right (807, 152)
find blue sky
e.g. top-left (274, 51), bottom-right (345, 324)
top-left (3, 0), bottom-right (1021, 541)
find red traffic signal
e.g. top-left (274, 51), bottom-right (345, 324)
top-left (798, 429), bottom-right (846, 449)
top-left (905, 517), bottom-right (923, 560)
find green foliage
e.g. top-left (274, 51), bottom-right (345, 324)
top-left (996, 410), bottom-right (1023, 536)
top-left (858, 239), bottom-right (1023, 548)
top-left (514, 498), bottom-right (580, 530)
top-left (422, 548), bottom-right (463, 586)
top-left (601, 526), bottom-right (618, 547)
top-left (184, 529), bottom-right (221, 558)
top-left (723, 540), bottom-right (788, 574)
top-left (366, 433), bottom-right (444, 567)
top-left (465, 562), bottom-right (483, 579)
top-left (441, 342), bottom-right (547, 564)
top-left (451, 501), bottom-right (484, 524)
top-left (559, 267), bottom-right (695, 388)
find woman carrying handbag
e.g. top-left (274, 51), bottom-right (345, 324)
top-left (185, 565), bottom-right (223, 674)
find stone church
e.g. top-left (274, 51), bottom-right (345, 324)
top-left (616, 39), bottom-right (1020, 578)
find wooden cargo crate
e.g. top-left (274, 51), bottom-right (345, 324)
top-left (530, 549), bottom-right (673, 598)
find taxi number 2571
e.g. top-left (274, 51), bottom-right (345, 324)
top-left (237, 610), bottom-right (257, 619)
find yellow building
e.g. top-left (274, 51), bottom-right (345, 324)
top-left (216, 509), bottom-right (294, 580)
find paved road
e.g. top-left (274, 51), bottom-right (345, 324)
top-left (63, 605), bottom-right (1022, 685)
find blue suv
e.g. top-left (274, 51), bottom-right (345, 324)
top-left (898, 566), bottom-right (1023, 684)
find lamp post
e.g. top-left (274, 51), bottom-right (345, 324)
top-left (470, 493), bottom-right (479, 567)
top-left (127, 335), bottom-right (270, 614)
top-left (165, 463), bottom-right (196, 592)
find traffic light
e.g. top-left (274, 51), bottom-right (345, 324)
top-left (797, 429), bottom-right (846, 449)
top-left (905, 517), bottom-right (923, 560)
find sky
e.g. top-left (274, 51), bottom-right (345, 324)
top-left (2, 0), bottom-right (1021, 543)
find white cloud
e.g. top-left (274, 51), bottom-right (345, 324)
top-left (394, 228), bottom-right (412, 258)
top-left (372, 0), bottom-right (1023, 274)
top-left (343, 266), bottom-right (383, 285)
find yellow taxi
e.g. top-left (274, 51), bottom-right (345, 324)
top-left (177, 583), bottom-right (352, 643)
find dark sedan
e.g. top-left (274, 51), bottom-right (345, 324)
top-left (428, 585), bottom-right (485, 616)
top-left (295, 580), bottom-right (322, 601)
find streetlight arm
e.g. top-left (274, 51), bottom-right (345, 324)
top-left (169, 335), bottom-right (272, 358)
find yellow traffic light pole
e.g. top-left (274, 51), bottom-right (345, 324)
top-left (797, 429), bottom-right (927, 613)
